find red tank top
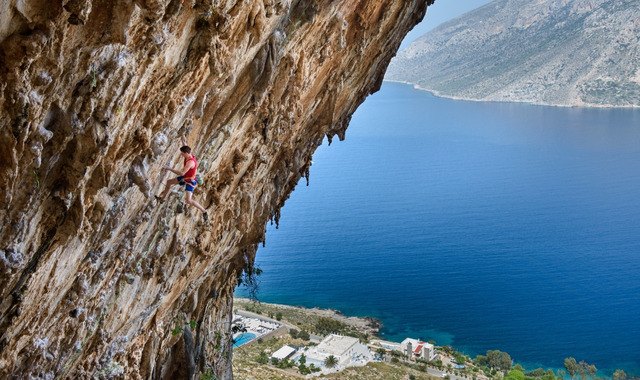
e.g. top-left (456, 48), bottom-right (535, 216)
top-left (184, 155), bottom-right (197, 179)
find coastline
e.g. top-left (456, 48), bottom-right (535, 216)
top-left (233, 298), bottom-right (637, 378)
top-left (235, 297), bottom-right (381, 337)
top-left (383, 79), bottom-right (640, 109)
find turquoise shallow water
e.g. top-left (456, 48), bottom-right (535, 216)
top-left (236, 82), bottom-right (640, 375)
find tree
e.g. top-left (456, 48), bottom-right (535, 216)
top-left (315, 317), bottom-right (347, 335)
top-left (376, 348), bottom-right (386, 360)
top-left (299, 353), bottom-right (306, 365)
top-left (613, 369), bottom-right (627, 380)
top-left (576, 361), bottom-right (597, 380)
top-left (564, 358), bottom-right (579, 378)
top-left (289, 329), bottom-right (299, 339)
top-left (486, 350), bottom-right (512, 372)
top-left (455, 353), bottom-right (467, 365)
top-left (275, 312), bottom-right (283, 321)
top-left (255, 351), bottom-right (268, 364)
top-left (298, 363), bottom-right (310, 375)
top-left (298, 330), bottom-right (310, 341)
top-left (324, 355), bottom-right (338, 368)
top-left (505, 369), bottom-right (525, 380)
top-left (565, 358), bottom-right (597, 380)
top-left (526, 368), bottom-right (546, 378)
top-left (475, 355), bottom-right (488, 366)
top-left (541, 369), bottom-right (556, 380)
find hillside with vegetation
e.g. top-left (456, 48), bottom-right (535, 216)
top-left (232, 300), bottom-right (630, 380)
top-left (386, 0), bottom-right (640, 107)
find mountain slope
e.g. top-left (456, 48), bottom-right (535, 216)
top-left (386, 0), bottom-right (640, 107)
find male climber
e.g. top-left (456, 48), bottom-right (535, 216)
top-left (156, 145), bottom-right (209, 222)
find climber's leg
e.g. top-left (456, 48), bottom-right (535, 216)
top-left (156, 177), bottom-right (179, 201)
top-left (184, 186), bottom-right (207, 214)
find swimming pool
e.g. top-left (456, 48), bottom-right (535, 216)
top-left (232, 332), bottom-right (257, 348)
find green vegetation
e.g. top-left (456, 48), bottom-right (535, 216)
top-left (297, 354), bottom-right (321, 375)
top-left (33, 170), bottom-right (40, 190)
top-left (255, 351), bottom-right (268, 364)
top-left (325, 355), bottom-right (338, 368)
top-left (236, 263), bottom-right (263, 300)
top-left (613, 369), bottom-right (627, 380)
top-left (200, 369), bottom-right (216, 380)
top-left (454, 352), bottom-right (467, 365)
top-left (233, 300), bottom-right (626, 380)
top-left (563, 357), bottom-right (597, 380)
top-left (476, 349), bottom-right (512, 372)
top-left (315, 317), bottom-right (349, 335)
top-left (505, 369), bottom-right (525, 380)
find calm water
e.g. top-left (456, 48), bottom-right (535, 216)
top-left (236, 82), bottom-right (640, 374)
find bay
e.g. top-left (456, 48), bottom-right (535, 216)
top-left (236, 82), bottom-right (640, 375)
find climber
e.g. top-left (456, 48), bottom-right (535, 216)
top-left (156, 145), bottom-right (209, 222)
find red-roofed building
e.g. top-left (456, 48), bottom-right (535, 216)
top-left (401, 338), bottom-right (436, 361)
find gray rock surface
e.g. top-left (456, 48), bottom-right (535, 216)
top-left (387, 0), bottom-right (640, 107)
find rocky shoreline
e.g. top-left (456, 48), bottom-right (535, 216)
top-left (385, 80), bottom-right (640, 109)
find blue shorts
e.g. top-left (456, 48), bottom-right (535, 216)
top-left (177, 176), bottom-right (197, 192)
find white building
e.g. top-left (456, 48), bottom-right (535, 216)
top-left (400, 338), bottom-right (436, 361)
top-left (304, 334), bottom-right (372, 368)
top-left (271, 345), bottom-right (297, 361)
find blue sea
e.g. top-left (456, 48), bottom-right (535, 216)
top-left (236, 82), bottom-right (640, 375)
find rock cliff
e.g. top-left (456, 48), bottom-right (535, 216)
top-left (0, 0), bottom-right (431, 378)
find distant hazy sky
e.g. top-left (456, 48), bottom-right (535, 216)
top-left (400, 0), bottom-right (493, 49)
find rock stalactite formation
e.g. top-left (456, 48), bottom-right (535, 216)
top-left (0, 0), bottom-right (431, 378)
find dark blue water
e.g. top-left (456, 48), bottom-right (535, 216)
top-left (236, 82), bottom-right (640, 374)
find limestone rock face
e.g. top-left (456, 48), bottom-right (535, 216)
top-left (0, 0), bottom-right (430, 378)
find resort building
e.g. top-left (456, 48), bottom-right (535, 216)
top-left (231, 314), bottom-right (281, 348)
top-left (271, 345), bottom-right (297, 361)
top-left (303, 334), bottom-right (372, 369)
top-left (400, 338), bottom-right (436, 361)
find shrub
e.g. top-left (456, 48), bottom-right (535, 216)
top-left (324, 355), bottom-right (338, 368)
top-left (298, 364), bottom-right (310, 375)
top-left (289, 329), bottom-right (299, 339)
top-left (256, 351), bottom-right (268, 364)
top-left (315, 317), bottom-right (347, 335)
top-left (298, 330), bottom-right (310, 341)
